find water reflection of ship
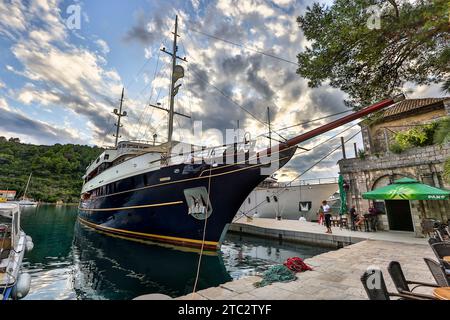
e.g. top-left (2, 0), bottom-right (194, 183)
top-left (71, 222), bottom-right (231, 299)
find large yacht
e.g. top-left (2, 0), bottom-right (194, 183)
top-left (78, 16), bottom-right (404, 250)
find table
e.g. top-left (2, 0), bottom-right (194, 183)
top-left (433, 287), bottom-right (450, 300)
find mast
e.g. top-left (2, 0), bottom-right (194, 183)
top-left (267, 107), bottom-right (272, 149)
top-left (23, 172), bottom-right (32, 200)
top-left (160, 15), bottom-right (188, 147)
top-left (167, 15), bottom-right (178, 145)
top-left (113, 88), bottom-right (127, 148)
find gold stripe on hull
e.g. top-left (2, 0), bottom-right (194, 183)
top-left (77, 216), bottom-right (219, 248)
top-left (78, 200), bottom-right (184, 212)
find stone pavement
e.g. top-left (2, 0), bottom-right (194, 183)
top-left (230, 218), bottom-right (429, 245)
top-left (177, 240), bottom-right (435, 300)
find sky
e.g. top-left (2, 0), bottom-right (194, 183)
top-left (0, 0), bottom-right (446, 182)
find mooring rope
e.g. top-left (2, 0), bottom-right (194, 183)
top-left (191, 153), bottom-right (214, 296)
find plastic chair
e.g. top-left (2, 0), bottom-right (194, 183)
top-left (430, 242), bottom-right (450, 271)
top-left (387, 261), bottom-right (437, 299)
top-left (423, 258), bottom-right (450, 287)
top-left (360, 269), bottom-right (431, 300)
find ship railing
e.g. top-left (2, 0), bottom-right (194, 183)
top-left (167, 139), bottom-right (258, 165)
top-left (284, 177), bottom-right (339, 187)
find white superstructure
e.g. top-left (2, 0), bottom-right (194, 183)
top-left (238, 177), bottom-right (339, 221)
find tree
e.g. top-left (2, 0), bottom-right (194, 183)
top-left (0, 138), bottom-right (102, 203)
top-left (297, 0), bottom-right (449, 109)
top-left (444, 158), bottom-right (450, 184)
top-left (8, 137), bottom-right (20, 143)
top-left (433, 116), bottom-right (450, 145)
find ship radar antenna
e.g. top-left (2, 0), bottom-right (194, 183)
top-left (113, 87), bottom-right (127, 148)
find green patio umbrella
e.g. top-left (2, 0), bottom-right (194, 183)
top-left (338, 175), bottom-right (348, 215)
top-left (362, 177), bottom-right (450, 200)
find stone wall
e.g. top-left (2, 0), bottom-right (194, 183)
top-left (361, 102), bottom-right (449, 155)
top-left (338, 143), bottom-right (450, 237)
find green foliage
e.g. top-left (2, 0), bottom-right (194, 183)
top-left (389, 141), bottom-right (404, 154)
top-left (444, 157), bottom-right (450, 184)
top-left (358, 148), bottom-right (367, 159)
top-left (433, 116), bottom-right (450, 145)
top-left (297, 0), bottom-right (449, 109)
top-left (0, 137), bottom-right (102, 203)
top-left (396, 123), bottom-right (438, 148)
top-left (390, 122), bottom-right (440, 153)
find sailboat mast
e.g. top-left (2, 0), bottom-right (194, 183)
top-left (167, 15), bottom-right (179, 145)
top-left (23, 172), bottom-right (32, 200)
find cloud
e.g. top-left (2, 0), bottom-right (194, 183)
top-left (123, 8), bottom-right (171, 46)
top-left (0, 98), bottom-right (82, 145)
top-left (0, 0), bottom-right (27, 38)
top-left (96, 39), bottom-right (110, 55)
top-left (2, 0), bottom-right (123, 146)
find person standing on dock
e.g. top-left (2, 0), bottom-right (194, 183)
top-left (349, 205), bottom-right (357, 230)
top-left (317, 205), bottom-right (325, 226)
top-left (322, 200), bottom-right (332, 234)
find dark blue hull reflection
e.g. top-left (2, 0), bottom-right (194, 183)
top-left (79, 148), bottom-right (296, 249)
top-left (72, 221), bottom-right (232, 299)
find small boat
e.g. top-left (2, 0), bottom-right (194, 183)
top-left (18, 173), bottom-right (38, 207)
top-left (0, 201), bottom-right (34, 300)
top-left (17, 199), bottom-right (38, 207)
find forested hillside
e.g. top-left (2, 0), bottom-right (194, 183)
top-left (0, 137), bottom-right (102, 203)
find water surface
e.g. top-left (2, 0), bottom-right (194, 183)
top-left (20, 205), bottom-right (332, 300)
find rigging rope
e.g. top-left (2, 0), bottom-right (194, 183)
top-left (134, 49), bottom-right (164, 140)
top-left (234, 129), bottom-right (361, 221)
top-left (188, 63), bottom-right (288, 143)
top-left (139, 63), bottom-right (171, 140)
top-left (186, 26), bottom-right (300, 67)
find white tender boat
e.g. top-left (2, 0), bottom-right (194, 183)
top-left (0, 201), bottom-right (33, 300)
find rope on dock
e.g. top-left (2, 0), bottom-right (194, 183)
top-left (254, 265), bottom-right (297, 288)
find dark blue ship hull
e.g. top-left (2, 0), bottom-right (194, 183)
top-left (79, 147), bottom-right (296, 249)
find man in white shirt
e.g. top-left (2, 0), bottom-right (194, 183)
top-left (322, 200), bottom-right (332, 234)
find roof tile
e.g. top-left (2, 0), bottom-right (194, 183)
top-left (382, 97), bottom-right (449, 118)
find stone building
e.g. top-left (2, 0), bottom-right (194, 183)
top-left (338, 97), bottom-right (450, 237)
